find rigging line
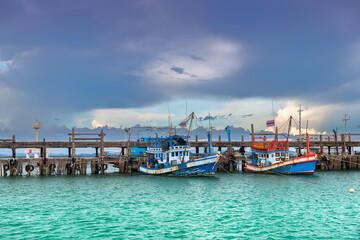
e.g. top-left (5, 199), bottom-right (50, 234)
top-left (278, 117), bottom-right (291, 134)
top-left (292, 116), bottom-right (301, 129)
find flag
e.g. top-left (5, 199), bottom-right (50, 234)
top-left (179, 121), bottom-right (187, 127)
top-left (266, 120), bottom-right (275, 127)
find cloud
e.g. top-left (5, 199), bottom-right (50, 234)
top-left (265, 101), bottom-right (342, 135)
top-left (0, 82), bottom-right (25, 128)
top-left (0, 61), bottom-right (11, 72)
top-left (0, 50), bottom-right (38, 73)
top-left (242, 114), bottom-right (253, 118)
top-left (189, 54), bottom-right (204, 61)
top-left (85, 108), bottom-right (170, 128)
top-left (198, 113), bottom-right (232, 121)
top-left (138, 37), bottom-right (246, 83)
top-left (170, 66), bottom-right (197, 77)
top-left (348, 41), bottom-right (360, 71)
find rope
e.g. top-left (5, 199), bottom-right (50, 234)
top-left (324, 156), bottom-right (360, 167)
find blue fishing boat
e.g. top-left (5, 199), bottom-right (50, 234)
top-left (138, 112), bottom-right (221, 176)
top-left (138, 135), bottom-right (221, 176)
top-left (244, 133), bottom-right (317, 175)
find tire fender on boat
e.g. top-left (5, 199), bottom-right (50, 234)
top-left (10, 159), bottom-right (17, 167)
top-left (102, 164), bottom-right (108, 170)
top-left (3, 164), bottom-right (9, 171)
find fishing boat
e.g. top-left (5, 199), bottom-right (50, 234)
top-left (244, 133), bottom-right (318, 175)
top-left (138, 112), bottom-right (221, 176)
top-left (138, 135), bottom-right (220, 176)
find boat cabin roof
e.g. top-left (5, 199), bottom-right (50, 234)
top-left (251, 136), bottom-right (289, 152)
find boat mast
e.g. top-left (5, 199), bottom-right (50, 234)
top-left (342, 114), bottom-right (350, 135)
top-left (272, 98), bottom-right (275, 128)
top-left (167, 103), bottom-right (174, 136)
top-left (286, 116), bottom-right (292, 142)
top-left (207, 113), bottom-right (212, 155)
top-left (297, 105), bottom-right (303, 155)
top-left (181, 112), bottom-right (194, 163)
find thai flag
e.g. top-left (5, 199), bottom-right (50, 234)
top-left (179, 121), bottom-right (187, 128)
top-left (266, 120), bottom-right (275, 127)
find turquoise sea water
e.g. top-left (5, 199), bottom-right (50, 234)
top-left (0, 172), bottom-right (359, 239)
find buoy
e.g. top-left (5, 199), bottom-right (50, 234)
top-left (349, 189), bottom-right (355, 193)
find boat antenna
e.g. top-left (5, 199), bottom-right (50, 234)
top-left (167, 103), bottom-right (174, 136)
top-left (272, 98), bottom-right (275, 127)
top-left (181, 112), bottom-right (194, 163)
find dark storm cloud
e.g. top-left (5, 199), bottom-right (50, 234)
top-left (198, 113), bottom-right (232, 121)
top-left (170, 66), bottom-right (197, 78)
top-left (242, 114), bottom-right (253, 118)
top-left (0, 0), bottom-right (360, 131)
top-left (171, 67), bottom-right (184, 74)
top-left (189, 54), bottom-right (204, 61)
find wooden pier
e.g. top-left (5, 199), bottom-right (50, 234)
top-left (0, 129), bottom-right (359, 177)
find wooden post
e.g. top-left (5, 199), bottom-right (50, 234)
top-left (81, 160), bottom-right (87, 175)
top-left (10, 135), bottom-right (16, 176)
top-left (195, 135), bottom-right (198, 142)
top-left (12, 135), bottom-right (16, 158)
top-left (95, 148), bottom-right (99, 157)
top-left (91, 160), bottom-right (96, 174)
top-left (241, 135), bottom-right (244, 142)
top-left (219, 135), bottom-right (221, 141)
top-left (71, 128), bottom-right (75, 158)
top-left (341, 134), bottom-right (345, 156)
top-left (320, 135), bottom-right (323, 154)
top-left (100, 130), bottom-right (105, 174)
top-left (57, 159), bottom-right (62, 175)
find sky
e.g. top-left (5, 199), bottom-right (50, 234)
top-left (0, 0), bottom-right (360, 139)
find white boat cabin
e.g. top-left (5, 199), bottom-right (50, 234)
top-left (146, 145), bottom-right (191, 166)
top-left (253, 150), bottom-right (290, 166)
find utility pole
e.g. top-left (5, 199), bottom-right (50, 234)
top-left (342, 114), bottom-right (350, 135)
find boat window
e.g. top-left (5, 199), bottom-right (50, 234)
top-left (272, 154), bottom-right (274, 157)
top-left (176, 152), bottom-right (179, 156)
top-left (281, 152), bottom-right (285, 156)
top-left (171, 152), bottom-right (174, 157)
top-left (266, 154), bottom-right (269, 158)
top-left (275, 153), bottom-right (280, 157)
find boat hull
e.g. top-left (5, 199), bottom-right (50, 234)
top-left (244, 154), bottom-right (317, 175)
top-left (138, 156), bottom-right (219, 176)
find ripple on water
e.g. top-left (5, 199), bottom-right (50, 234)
top-left (0, 172), bottom-right (359, 239)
